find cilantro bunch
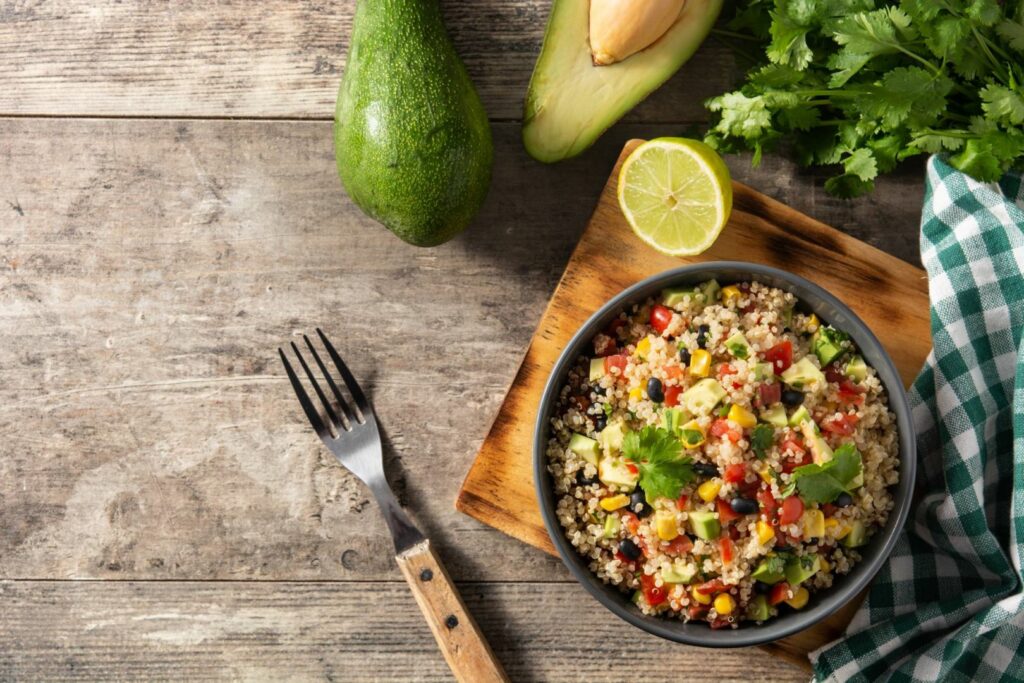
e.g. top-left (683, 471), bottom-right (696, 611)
top-left (705, 0), bottom-right (1024, 196)
top-left (622, 426), bottom-right (696, 500)
top-left (783, 443), bottom-right (863, 502)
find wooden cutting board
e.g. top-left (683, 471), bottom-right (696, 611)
top-left (456, 139), bottom-right (931, 669)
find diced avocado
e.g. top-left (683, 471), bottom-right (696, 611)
top-left (800, 420), bottom-right (834, 464)
top-left (724, 332), bottom-right (751, 359)
top-left (781, 357), bottom-right (826, 390)
top-left (598, 456), bottom-right (638, 491)
top-left (761, 405), bottom-right (788, 428)
top-left (569, 433), bottom-right (600, 466)
top-left (784, 554), bottom-right (821, 586)
top-left (751, 557), bottom-right (786, 584)
top-left (660, 560), bottom-right (697, 585)
top-left (788, 405), bottom-right (811, 426)
top-left (631, 589), bottom-right (644, 607)
top-left (589, 358), bottom-right (606, 382)
top-left (845, 355), bottom-right (868, 383)
top-left (841, 520), bottom-right (868, 548)
top-left (700, 279), bottom-right (721, 304)
top-left (681, 378), bottom-right (727, 416)
top-left (747, 594), bottom-right (770, 621)
top-left (661, 286), bottom-right (698, 307)
top-left (603, 513), bottom-right (620, 539)
top-left (811, 326), bottom-right (850, 367)
top-left (753, 362), bottom-right (775, 381)
top-left (661, 407), bottom-right (687, 434)
top-left (782, 306), bottom-right (794, 330)
top-left (598, 418), bottom-right (627, 452)
top-left (688, 510), bottom-right (721, 540)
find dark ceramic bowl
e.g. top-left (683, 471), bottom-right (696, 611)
top-left (533, 261), bottom-right (915, 648)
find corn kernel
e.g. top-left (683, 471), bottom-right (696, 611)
top-left (697, 479), bottom-right (722, 502)
top-left (785, 586), bottom-right (810, 610)
top-left (758, 467), bottom-right (774, 484)
top-left (629, 386), bottom-right (644, 402)
top-left (680, 420), bottom-right (705, 449)
top-left (721, 285), bottom-right (742, 306)
top-left (824, 518), bottom-right (840, 532)
top-left (801, 509), bottom-right (825, 540)
top-left (599, 494), bottom-right (630, 512)
top-left (806, 313), bottom-right (820, 334)
top-left (835, 523), bottom-right (852, 540)
top-left (691, 586), bottom-right (712, 605)
top-left (727, 404), bottom-right (757, 429)
top-left (713, 593), bottom-right (736, 615)
top-left (819, 556), bottom-right (831, 573)
top-left (690, 349), bottom-right (711, 377)
top-left (635, 337), bottom-right (651, 359)
top-left (756, 520), bottom-right (775, 545)
top-left (656, 512), bottom-right (679, 541)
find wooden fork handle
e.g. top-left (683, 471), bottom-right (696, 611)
top-left (396, 539), bottom-right (509, 683)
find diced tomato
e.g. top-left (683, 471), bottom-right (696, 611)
top-left (822, 413), bottom-right (859, 435)
top-left (664, 385), bottom-right (682, 407)
top-left (663, 365), bottom-right (685, 382)
top-left (687, 604), bottom-right (709, 620)
top-left (825, 364), bottom-right (845, 383)
top-left (781, 449), bottom-right (812, 474)
top-left (621, 511), bottom-right (640, 535)
top-left (710, 419), bottom-right (741, 442)
top-left (728, 524), bottom-right (741, 540)
top-left (615, 551), bottom-right (635, 565)
top-left (676, 494), bottom-right (689, 510)
top-left (768, 582), bottom-right (792, 606)
top-left (626, 463), bottom-right (639, 475)
top-left (822, 503), bottom-right (837, 517)
top-left (604, 354), bottom-right (628, 376)
top-left (606, 318), bottom-right (627, 336)
top-left (571, 395), bottom-right (590, 413)
top-left (717, 363), bottom-right (737, 378)
top-left (650, 305), bottom-right (673, 335)
top-left (719, 537), bottom-right (735, 564)
top-left (641, 573), bottom-right (668, 606)
top-left (709, 617), bottom-right (732, 629)
top-left (838, 379), bottom-right (866, 405)
top-left (757, 488), bottom-right (779, 519)
top-left (779, 495), bottom-right (804, 526)
top-left (764, 340), bottom-right (793, 373)
top-left (757, 382), bottom-right (782, 407)
top-left (717, 498), bottom-right (741, 523)
top-left (696, 578), bottom-right (727, 595)
top-left (780, 433), bottom-right (805, 455)
top-left (723, 463), bottom-right (747, 484)
top-left (665, 534), bottom-right (693, 555)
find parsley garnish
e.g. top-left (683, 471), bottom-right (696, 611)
top-left (706, 2), bottom-right (1024, 196)
top-left (622, 426), bottom-right (695, 501)
top-left (785, 443), bottom-right (863, 504)
top-left (751, 424), bottom-right (775, 459)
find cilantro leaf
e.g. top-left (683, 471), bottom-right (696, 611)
top-left (996, 19), bottom-right (1024, 52)
top-left (789, 442), bottom-right (863, 504)
top-left (751, 424), bottom-right (775, 459)
top-left (622, 426), bottom-right (694, 501)
top-left (981, 84), bottom-right (1024, 126)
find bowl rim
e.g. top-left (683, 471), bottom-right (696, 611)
top-left (532, 260), bottom-right (916, 648)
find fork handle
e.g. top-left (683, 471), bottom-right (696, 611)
top-left (396, 539), bottom-right (509, 683)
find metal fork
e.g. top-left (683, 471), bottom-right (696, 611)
top-left (279, 330), bottom-right (508, 683)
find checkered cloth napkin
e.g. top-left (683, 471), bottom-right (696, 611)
top-left (811, 157), bottom-right (1024, 682)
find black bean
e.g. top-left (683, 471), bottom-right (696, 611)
top-left (593, 415), bottom-right (608, 433)
top-left (834, 492), bottom-right (854, 507)
top-left (646, 377), bottom-right (664, 403)
top-left (754, 581), bottom-right (772, 594)
top-left (696, 324), bottom-right (711, 349)
top-left (679, 348), bottom-right (692, 365)
top-left (619, 538), bottom-right (642, 561)
top-left (575, 470), bottom-right (598, 487)
top-left (694, 462), bottom-right (719, 478)
top-left (630, 489), bottom-right (653, 517)
top-left (781, 389), bottom-right (804, 407)
top-left (730, 497), bottom-right (758, 515)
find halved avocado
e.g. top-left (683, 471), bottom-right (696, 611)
top-left (522, 0), bottom-right (724, 162)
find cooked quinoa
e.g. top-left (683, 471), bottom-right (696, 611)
top-left (546, 280), bottom-right (899, 628)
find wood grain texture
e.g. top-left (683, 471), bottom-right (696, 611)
top-left (456, 139), bottom-right (931, 667)
top-left (0, 0), bottom-right (735, 120)
top-left (396, 540), bottom-right (509, 682)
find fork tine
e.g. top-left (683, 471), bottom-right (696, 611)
top-left (290, 340), bottom-right (343, 432)
top-left (303, 333), bottom-right (355, 430)
top-left (316, 328), bottom-right (369, 422)
top-left (279, 348), bottom-right (329, 437)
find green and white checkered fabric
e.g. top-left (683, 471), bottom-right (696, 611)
top-left (811, 158), bottom-right (1024, 681)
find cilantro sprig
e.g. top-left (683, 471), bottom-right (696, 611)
top-left (782, 443), bottom-right (863, 503)
top-left (751, 423), bottom-right (775, 459)
top-left (706, 0), bottom-right (1024, 196)
top-left (622, 426), bottom-right (695, 501)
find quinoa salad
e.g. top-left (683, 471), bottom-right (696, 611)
top-left (546, 279), bottom-right (900, 628)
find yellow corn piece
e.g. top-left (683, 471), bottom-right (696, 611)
top-left (756, 520), bottom-right (775, 545)
top-left (600, 494), bottom-right (630, 512)
top-left (690, 349), bottom-right (711, 377)
top-left (713, 593), bottom-right (736, 615)
top-left (629, 386), bottom-right (644, 402)
top-left (697, 479), bottom-right (722, 502)
top-left (806, 313), bottom-right (820, 334)
top-left (835, 523), bottom-right (852, 540)
top-left (801, 509), bottom-right (825, 540)
top-left (691, 585), bottom-right (712, 605)
top-left (819, 555), bottom-right (831, 573)
top-left (680, 420), bottom-right (706, 449)
top-left (758, 467), bottom-right (774, 484)
top-left (727, 404), bottom-right (757, 429)
top-left (721, 285), bottom-right (742, 306)
top-left (656, 512), bottom-right (679, 541)
top-left (824, 517), bottom-right (840, 532)
top-left (785, 586), bottom-right (810, 610)
top-left (635, 337), bottom-right (651, 359)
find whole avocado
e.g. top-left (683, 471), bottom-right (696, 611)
top-left (334, 0), bottom-right (493, 247)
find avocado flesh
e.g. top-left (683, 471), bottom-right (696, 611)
top-left (522, 0), bottom-right (723, 162)
top-left (334, 0), bottom-right (493, 246)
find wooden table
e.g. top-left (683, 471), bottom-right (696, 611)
top-left (0, 2), bottom-right (924, 680)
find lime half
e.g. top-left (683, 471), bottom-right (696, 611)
top-left (617, 138), bottom-right (733, 256)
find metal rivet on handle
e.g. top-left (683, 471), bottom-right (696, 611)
top-left (420, 568), bottom-right (433, 582)
top-left (444, 615), bottom-right (459, 629)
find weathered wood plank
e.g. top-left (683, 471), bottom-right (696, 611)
top-left (0, 580), bottom-right (805, 681)
top-left (0, 118), bottom-right (924, 584)
top-left (0, 0), bottom-right (735, 121)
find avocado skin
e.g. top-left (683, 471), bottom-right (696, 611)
top-left (334, 0), bottom-right (493, 247)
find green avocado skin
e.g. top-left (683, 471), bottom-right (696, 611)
top-left (334, 0), bottom-right (493, 247)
